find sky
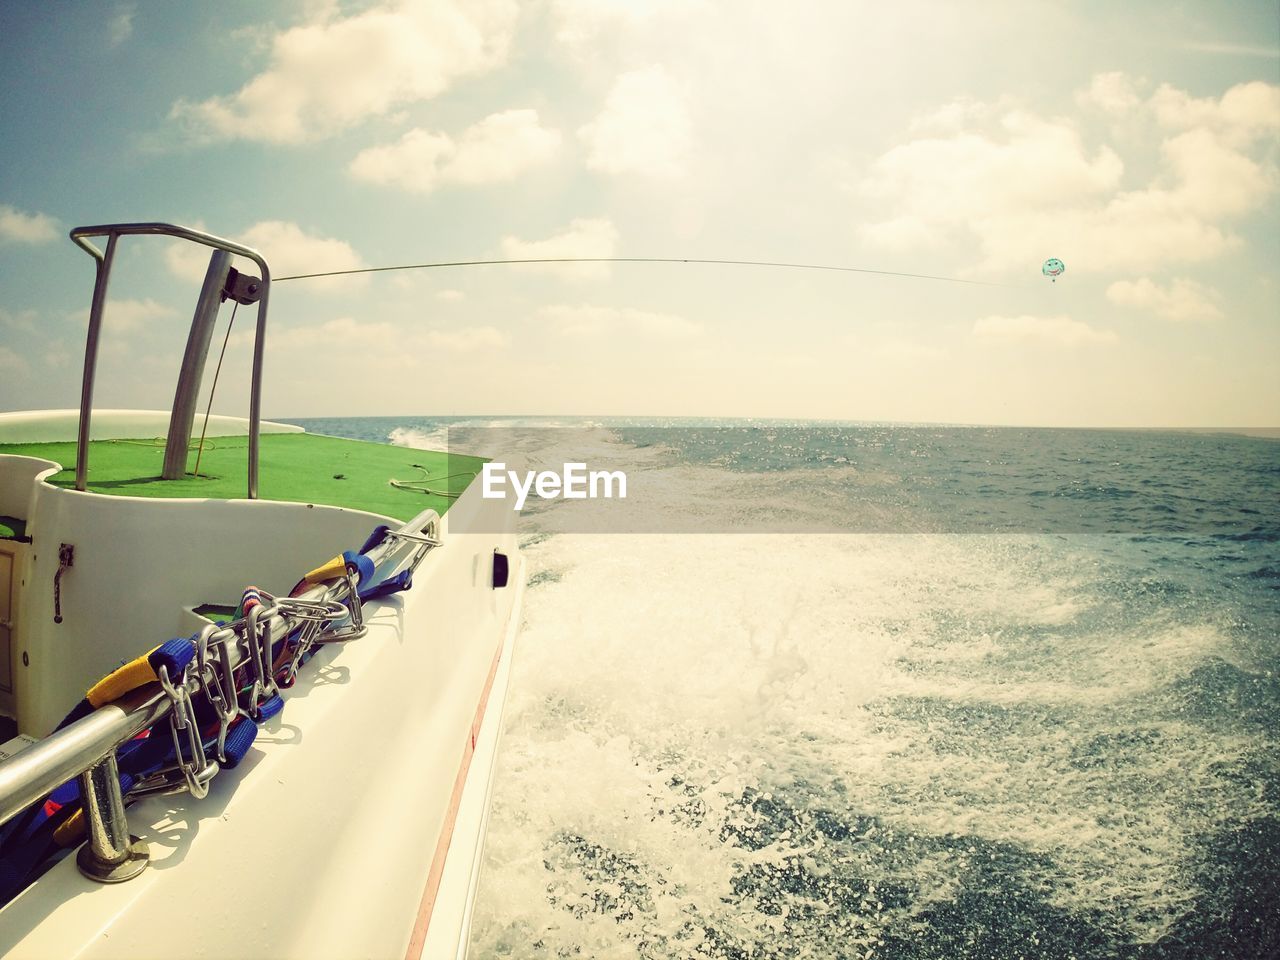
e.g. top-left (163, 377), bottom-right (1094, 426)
top-left (0, 0), bottom-right (1277, 427)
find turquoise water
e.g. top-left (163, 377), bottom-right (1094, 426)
top-left (294, 417), bottom-right (1278, 959)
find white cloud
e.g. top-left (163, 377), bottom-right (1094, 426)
top-left (537, 303), bottom-right (701, 338)
top-left (109, 298), bottom-right (177, 332)
top-left (235, 316), bottom-right (391, 351)
top-left (858, 109), bottom-right (1124, 263)
top-left (168, 0), bottom-right (518, 144)
top-left (549, 0), bottom-right (698, 57)
top-left (1106, 277), bottom-right (1224, 321)
top-left (0, 346), bottom-right (28, 375)
top-left (973, 315), bottom-right (1117, 346)
top-left (244, 317), bottom-right (411, 368)
top-left (315, 317), bottom-right (392, 342)
top-left (855, 78), bottom-right (1280, 275)
top-left (436, 289), bottom-right (465, 301)
top-left (1078, 72), bottom-right (1142, 115)
top-left (424, 326), bottom-right (509, 351)
top-left (1150, 80), bottom-right (1280, 145)
top-left (349, 109), bottom-right (560, 194)
top-left (0, 307), bottom-right (37, 333)
top-left (1160, 127), bottom-right (1271, 217)
top-left (70, 298), bottom-right (178, 335)
top-left (579, 65), bottom-right (692, 177)
top-left (448, 110), bottom-right (563, 183)
top-left (243, 315), bottom-right (508, 355)
top-left (0, 205), bottom-right (59, 244)
top-left (499, 218), bottom-right (619, 279)
top-left (348, 129), bottom-right (453, 193)
top-left (241, 221), bottom-right (369, 287)
top-left (108, 4), bottom-right (135, 46)
top-left (44, 340), bottom-right (72, 369)
top-left (908, 97), bottom-right (1011, 135)
top-left (165, 221), bottom-right (368, 291)
top-left (1181, 42), bottom-right (1280, 59)
top-left (163, 222), bottom-right (217, 282)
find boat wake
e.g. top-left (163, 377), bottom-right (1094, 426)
top-left (470, 530), bottom-right (1276, 958)
top-left (460, 424), bottom-right (1277, 959)
top-left (287, 415), bottom-right (1278, 957)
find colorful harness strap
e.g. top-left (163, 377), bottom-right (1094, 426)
top-left (0, 522), bottom-right (416, 906)
top-left (0, 635), bottom-right (246, 901)
top-left (55, 636), bottom-right (197, 729)
top-left (299, 546), bottom-right (413, 602)
top-left (0, 638), bottom-right (196, 901)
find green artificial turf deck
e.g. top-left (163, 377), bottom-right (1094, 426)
top-left (193, 603), bottom-right (238, 623)
top-left (0, 515), bottom-right (28, 541)
top-left (0, 433), bottom-right (483, 523)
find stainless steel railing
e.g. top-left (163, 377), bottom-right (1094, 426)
top-left (0, 507), bottom-right (441, 883)
top-left (68, 223), bottom-right (272, 499)
top-left (0, 687), bottom-right (168, 828)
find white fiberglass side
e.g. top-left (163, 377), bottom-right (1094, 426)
top-left (0, 481), bottom-right (522, 960)
top-left (16, 480), bottom-right (384, 734)
top-left (421, 566), bottom-right (525, 960)
top-left (0, 455), bottom-right (59, 522)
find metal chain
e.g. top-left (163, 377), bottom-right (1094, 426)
top-left (157, 662), bottom-right (217, 799)
top-left (121, 516), bottom-right (443, 803)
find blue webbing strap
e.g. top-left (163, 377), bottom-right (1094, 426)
top-left (255, 694), bottom-right (285, 722)
top-left (358, 525), bottom-right (391, 555)
top-left (343, 550), bottom-right (375, 588)
top-left (360, 569), bottom-right (413, 601)
top-left (0, 632), bottom-right (266, 903)
top-left (344, 540), bottom-right (414, 602)
top-left (1, 521), bottom-right (412, 904)
top-left (149, 636), bottom-right (196, 681)
top-left (220, 718), bottom-right (257, 769)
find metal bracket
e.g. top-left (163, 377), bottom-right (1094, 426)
top-left (317, 565), bottom-right (368, 644)
top-left (76, 753), bottom-right (150, 883)
top-left (53, 544), bottom-right (74, 624)
top-left (222, 267), bottom-right (263, 305)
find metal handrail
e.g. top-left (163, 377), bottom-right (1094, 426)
top-left (0, 594), bottom-right (296, 830)
top-left (68, 223), bottom-right (272, 499)
top-left (0, 687), bottom-right (169, 827)
top-left (0, 507), bottom-right (440, 838)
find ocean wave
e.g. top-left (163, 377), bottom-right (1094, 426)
top-left (472, 530), bottom-right (1278, 957)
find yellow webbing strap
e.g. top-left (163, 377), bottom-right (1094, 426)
top-left (303, 554), bottom-right (346, 584)
top-left (86, 649), bottom-right (160, 709)
top-left (52, 809), bottom-right (85, 847)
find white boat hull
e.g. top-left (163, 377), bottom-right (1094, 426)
top-left (0, 454), bottom-right (523, 959)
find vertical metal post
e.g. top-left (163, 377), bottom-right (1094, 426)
top-left (75, 234), bottom-right (117, 491)
top-left (75, 752), bottom-right (149, 882)
top-left (163, 249), bottom-right (231, 480)
top-left (247, 278), bottom-right (269, 499)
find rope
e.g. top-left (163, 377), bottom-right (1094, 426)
top-left (105, 437), bottom-right (219, 451)
top-left (388, 465), bottom-right (474, 499)
top-left (275, 257), bottom-right (1014, 287)
top-left (193, 301), bottom-right (239, 478)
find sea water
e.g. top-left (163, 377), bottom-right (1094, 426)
top-left (292, 418), bottom-right (1278, 959)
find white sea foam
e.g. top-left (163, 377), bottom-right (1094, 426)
top-left (388, 425), bottom-right (449, 451)
top-left (463, 426), bottom-right (1273, 957)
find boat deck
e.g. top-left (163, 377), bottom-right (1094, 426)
top-left (0, 433), bottom-right (483, 524)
